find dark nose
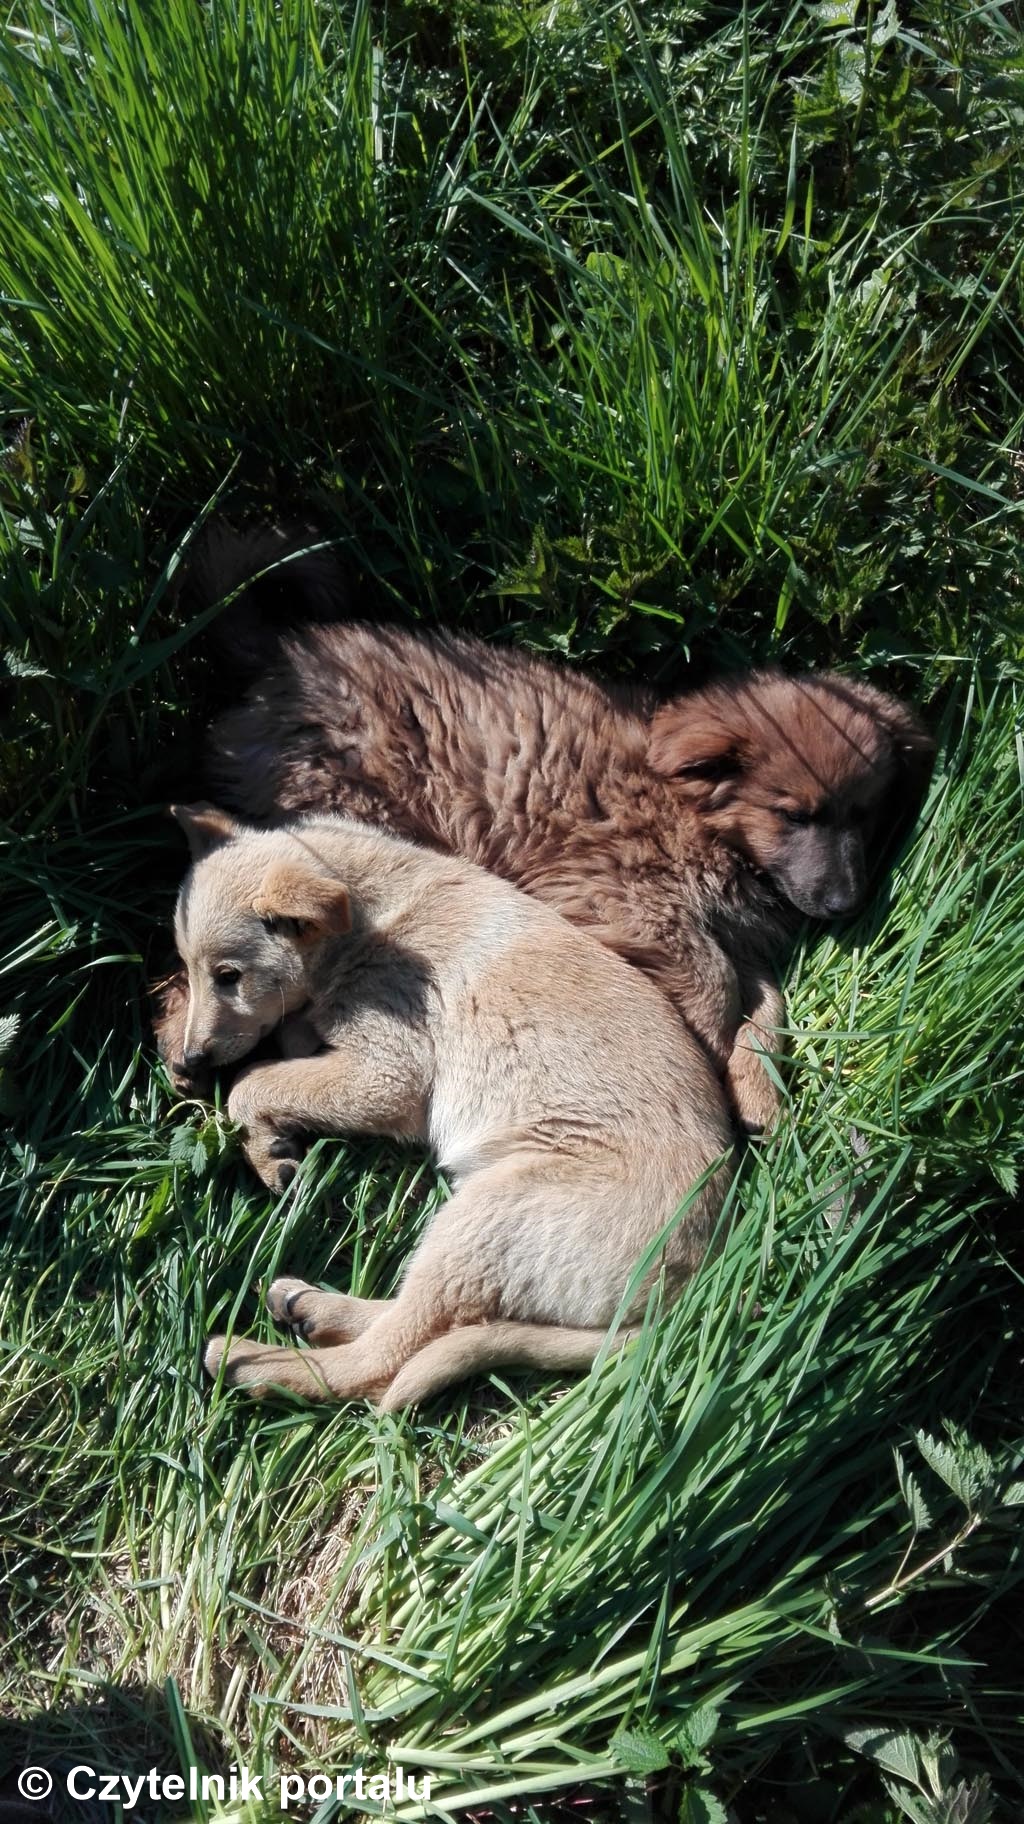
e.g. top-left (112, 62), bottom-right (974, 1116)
top-left (180, 1045), bottom-right (211, 1073)
top-left (823, 832), bottom-right (867, 917)
top-left (820, 886), bottom-right (861, 917)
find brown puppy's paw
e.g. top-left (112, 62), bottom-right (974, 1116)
top-left (725, 1032), bottom-right (783, 1137)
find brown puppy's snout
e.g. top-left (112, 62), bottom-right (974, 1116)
top-left (818, 881), bottom-right (862, 917)
top-left (824, 828), bottom-right (868, 916)
top-left (778, 826), bottom-right (868, 920)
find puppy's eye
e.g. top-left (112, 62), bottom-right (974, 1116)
top-left (214, 967), bottom-right (242, 987)
top-left (779, 808), bottom-right (813, 827)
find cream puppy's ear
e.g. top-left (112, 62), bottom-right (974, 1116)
top-left (170, 802), bottom-right (240, 859)
top-left (252, 862), bottom-right (351, 940)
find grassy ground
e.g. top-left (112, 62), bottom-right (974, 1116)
top-left (1, 3), bottom-right (1023, 1820)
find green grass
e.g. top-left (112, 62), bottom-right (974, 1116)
top-left (2, 3), bottom-right (1023, 1821)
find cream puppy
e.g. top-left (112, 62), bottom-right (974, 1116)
top-left (172, 804), bottom-right (733, 1410)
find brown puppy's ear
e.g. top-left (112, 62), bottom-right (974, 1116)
top-left (170, 802), bottom-right (240, 859)
top-left (252, 862), bottom-right (351, 941)
top-left (648, 695), bottom-right (743, 781)
top-left (832, 679), bottom-right (936, 817)
top-left (885, 705), bottom-right (935, 816)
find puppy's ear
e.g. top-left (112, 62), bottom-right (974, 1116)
top-left (884, 704), bottom-right (935, 815)
top-left (830, 678), bottom-right (936, 816)
top-left (170, 802), bottom-right (240, 859)
top-left (648, 695), bottom-right (742, 781)
top-left (252, 862), bottom-right (351, 941)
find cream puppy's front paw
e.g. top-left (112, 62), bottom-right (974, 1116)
top-left (249, 1127), bottom-right (304, 1193)
top-left (227, 1069), bottom-right (305, 1190)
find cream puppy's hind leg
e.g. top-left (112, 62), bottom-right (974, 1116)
top-left (205, 1157), bottom-right (701, 1403)
top-left (207, 1173), bottom-right (506, 1399)
top-left (267, 1277), bottom-right (393, 1344)
top-left (207, 1259), bottom-right (465, 1402)
top-left (207, 1293), bottom-right (631, 1407)
top-left (205, 1162), bottom-right (532, 1398)
top-left (378, 1321), bottom-right (634, 1410)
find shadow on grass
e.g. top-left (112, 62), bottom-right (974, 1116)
top-left (0, 1683), bottom-right (225, 1824)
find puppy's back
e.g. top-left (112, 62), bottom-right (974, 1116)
top-left (210, 621), bottom-right (650, 853)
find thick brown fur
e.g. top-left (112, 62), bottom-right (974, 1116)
top-left (156, 533), bottom-right (934, 1130)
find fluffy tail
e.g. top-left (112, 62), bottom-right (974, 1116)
top-left (179, 522), bottom-right (347, 677)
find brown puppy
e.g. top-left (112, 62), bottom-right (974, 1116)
top-left (157, 535), bottom-right (933, 1129)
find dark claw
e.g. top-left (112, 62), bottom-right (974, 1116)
top-left (268, 1136), bottom-right (302, 1160)
top-left (277, 1289), bottom-right (315, 1337)
top-left (275, 1161), bottom-right (298, 1189)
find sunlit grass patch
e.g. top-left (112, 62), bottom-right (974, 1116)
top-left (2, 1), bottom-right (1023, 1818)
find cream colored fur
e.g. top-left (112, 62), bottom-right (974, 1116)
top-left (172, 805), bottom-right (733, 1409)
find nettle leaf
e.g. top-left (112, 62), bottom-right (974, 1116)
top-left (919, 1731), bottom-right (959, 1798)
top-left (609, 1726), bottom-right (670, 1776)
top-left (846, 1725), bottom-right (922, 1785)
top-left (895, 1447), bottom-right (934, 1532)
top-left (883, 1774), bottom-right (995, 1824)
top-left (168, 1121), bottom-right (199, 1166)
top-left (678, 1787), bottom-right (728, 1824)
top-left (835, 43), bottom-right (864, 106)
top-left (882, 1784), bottom-right (931, 1824)
top-left (989, 1154), bottom-right (1017, 1195)
top-left (2, 648), bottom-right (51, 679)
top-left (168, 1115), bottom-right (231, 1177)
top-left (675, 1704), bottom-right (721, 1768)
top-left (196, 1115), bottom-right (225, 1159)
top-left (873, 0), bottom-right (900, 47)
top-left (915, 1429), bottom-right (998, 1513)
top-left (944, 1775), bottom-right (995, 1824)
